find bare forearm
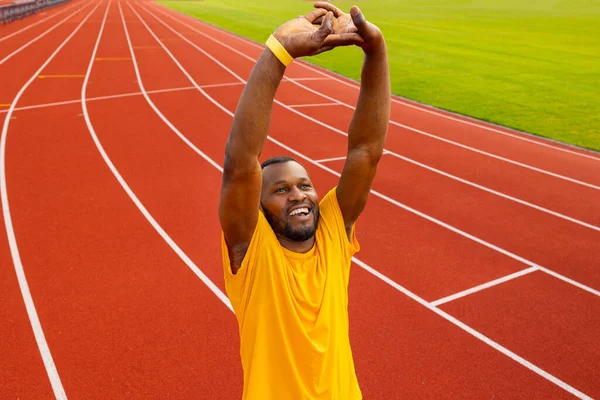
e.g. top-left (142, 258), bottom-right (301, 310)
top-left (347, 44), bottom-right (390, 157)
top-left (224, 49), bottom-right (286, 170)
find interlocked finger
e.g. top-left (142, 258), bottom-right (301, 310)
top-left (304, 8), bottom-right (328, 23)
top-left (322, 32), bottom-right (364, 47)
top-left (313, 1), bottom-right (344, 17)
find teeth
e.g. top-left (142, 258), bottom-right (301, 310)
top-left (289, 207), bottom-right (309, 216)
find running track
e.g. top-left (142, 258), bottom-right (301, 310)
top-left (1, 0), bottom-right (599, 398)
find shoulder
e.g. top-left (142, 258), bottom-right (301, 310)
top-left (317, 187), bottom-right (360, 254)
top-left (222, 210), bottom-right (279, 275)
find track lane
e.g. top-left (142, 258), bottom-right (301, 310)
top-left (0, 2), bottom-right (104, 397)
top-left (84, 0), bottom-right (138, 99)
top-left (0, 0), bottom-right (80, 42)
top-left (5, 1), bottom-right (242, 398)
top-left (441, 271), bottom-right (600, 397)
top-left (0, 201), bottom-right (53, 399)
top-left (291, 104), bottom-right (600, 227)
top-left (149, 3), bottom-right (600, 186)
top-left (0, 1), bottom-right (93, 108)
top-left (328, 155), bottom-right (600, 291)
top-left (0, 0), bottom-right (89, 63)
top-left (1, 2), bottom-right (106, 398)
top-left (19, 1), bottom-right (105, 106)
top-left (122, 2), bottom-right (587, 397)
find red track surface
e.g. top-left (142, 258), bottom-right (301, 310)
top-left (1, 1), bottom-right (599, 399)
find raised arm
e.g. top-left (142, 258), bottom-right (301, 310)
top-left (219, 9), bottom-right (362, 272)
top-left (316, 3), bottom-right (391, 236)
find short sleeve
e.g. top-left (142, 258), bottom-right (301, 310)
top-left (221, 211), bottom-right (274, 316)
top-left (317, 187), bottom-right (360, 255)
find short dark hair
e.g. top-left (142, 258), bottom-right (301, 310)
top-left (261, 155), bottom-right (297, 170)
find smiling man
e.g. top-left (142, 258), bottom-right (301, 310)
top-left (219, 3), bottom-right (390, 399)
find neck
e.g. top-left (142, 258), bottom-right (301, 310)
top-left (277, 235), bottom-right (315, 254)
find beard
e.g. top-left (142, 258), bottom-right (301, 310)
top-left (262, 204), bottom-right (320, 242)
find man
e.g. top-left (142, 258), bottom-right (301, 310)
top-left (219, 2), bottom-right (390, 399)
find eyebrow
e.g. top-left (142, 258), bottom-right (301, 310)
top-left (270, 177), bottom-right (310, 187)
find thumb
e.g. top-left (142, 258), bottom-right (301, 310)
top-left (350, 6), bottom-right (367, 29)
top-left (314, 11), bottom-right (333, 42)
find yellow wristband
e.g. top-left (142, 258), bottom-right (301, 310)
top-left (265, 35), bottom-right (294, 67)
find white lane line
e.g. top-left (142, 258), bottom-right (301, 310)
top-left (350, 257), bottom-right (592, 400)
top-left (298, 66), bottom-right (600, 162)
top-left (141, 1), bottom-right (600, 298)
top-left (540, 267), bottom-right (600, 298)
top-left (131, 5), bottom-right (595, 397)
top-left (149, 4), bottom-right (600, 197)
top-left (157, 4), bottom-right (600, 163)
top-left (0, 0), bottom-right (80, 43)
top-left (0, 2), bottom-right (104, 399)
top-left (315, 155), bottom-right (346, 163)
top-left (430, 266), bottom-right (540, 307)
top-left (283, 77), bottom-right (600, 191)
top-left (288, 102), bottom-right (341, 108)
top-left (0, 0), bottom-right (91, 66)
top-left (0, 82), bottom-right (243, 115)
top-left (286, 77), bottom-right (329, 82)
top-left (383, 152), bottom-right (600, 232)
top-left (81, 2), bottom-right (232, 312)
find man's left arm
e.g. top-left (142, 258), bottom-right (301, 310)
top-left (333, 6), bottom-right (391, 237)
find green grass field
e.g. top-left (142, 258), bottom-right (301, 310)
top-left (159, 0), bottom-right (600, 152)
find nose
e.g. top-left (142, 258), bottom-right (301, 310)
top-left (288, 186), bottom-right (306, 202)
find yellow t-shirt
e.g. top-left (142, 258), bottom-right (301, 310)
top-left (222, 187), bottom-right (362, 400)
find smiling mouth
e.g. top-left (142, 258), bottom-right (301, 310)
top-left (288, 207), bottom-right (312, 220)
top-left (289, 207), bottom-right (310, 217)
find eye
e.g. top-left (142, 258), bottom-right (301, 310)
top-left (275, 187), bottom-right (287, 194)
top-left (301, 183), bottom-right (311, 189)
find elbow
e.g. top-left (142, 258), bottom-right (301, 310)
top-left (348, 146), bottom-right (384, 166)
top-left (222, 151), bottom-right (261, 181)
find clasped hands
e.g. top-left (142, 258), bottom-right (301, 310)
top-left (272, 2), bottom-right (384, 60)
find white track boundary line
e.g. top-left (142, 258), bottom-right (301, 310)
top-left (154, 4), bottom-right (600, 163)
top-left (130, 4), bottom-right (594, 398)
top-left (288, 67), bottom-right (600, 163)
top-left (315, 155), bottom-right (347, 163)
top-left (0, 0), bottom-right (91, 66)
top-left (284, 77), bottom-right (600, 191)
top-left (540, 267), bottom-right (600, 298)
top-left (140, 1), bottom-right (600, 299)
top-left (0, 83), bottom-right (245, 115)
top-left (0, 0), bottom-right (80, 43)
top-left (288, 102), bottom-right (341, 108)
top-left (0, 2), bottom-right (104, 399)
top-left (430, 266), bottom-right (540, 307)
top-left (287, 77), bottom-right (329, 81)
top-left (82, 2), bottom-right (233, 312)
top-left (383, 152), bottom-right (600, 232)
top-left (301, 68), bottom-right (600, 162)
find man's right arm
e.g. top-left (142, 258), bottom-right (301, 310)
top-left (219, 49), bottom-right (286, 273)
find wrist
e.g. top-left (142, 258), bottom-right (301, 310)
top-left (363, 38), bottom-right (386, 57)
top-left (259, 48), bottom-right (287, 78)
top-left (266, 34), bottom-right (294, 67)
